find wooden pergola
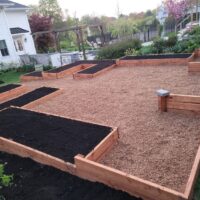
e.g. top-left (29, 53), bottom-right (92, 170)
top-left (32, 24), bottom-right (106, 61)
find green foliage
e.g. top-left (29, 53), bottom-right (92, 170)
top-left (43, 65), bottom-right (53, 71)
top-left (166, 33), bottom-right (177, 47)
top-left (139, 45), bottom-right (156, 55)
top-left (0, 164), bottom-right (13, 199)
top-left (125, 48), bottom-right (139, 56)
top-left (97, 39), bottom-right (141, 59)
top-left (152, 37), bottom-right (165, 54)
top-left (16, 65), bottom-right (35, 73)
top-left (38, 0), bottom-right (63, 24)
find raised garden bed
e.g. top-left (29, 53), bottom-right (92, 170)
top-left (118, 53), bottom-right (193, 67)
top-left (0, 87), bottom-right (61, 110)
top-left (20, 71), bottom-right (43, 82)
top-left (0, 84), bottom-right (26, 103)
top-left (42, 61), bottom-right (98, 79)
top-left (0, 107), bottom-right (118, 173)
top-left (73, 60), bottom-right (116, 79)
top-left (188, 49), bottom-right (200, 73)
top-left (0, 152), bottom-right (138, 200)
top-left (157, 90), bottom-right (200, 112)
top-left (75, 144), bottom-right (200, 200)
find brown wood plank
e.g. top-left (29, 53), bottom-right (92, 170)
top-left (85, 128), bottom-right (119, 161)
top-left (184, 146), bottom-right (200, 199)
top-left (167, 101), bottom-right (200, 112)
top-left (75, 155), bottom-right (187, 200)
top-left (0, 137), bottom-right (76, 174)
top-left (169, 94), bottom-right (200, 104)
top-left (0, 85), bottom-right (27, 103)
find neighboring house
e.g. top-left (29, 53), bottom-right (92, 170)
top-left (0, 0), bottom-right (36, 65)
top-left (156, 4), bottom-right (169, 25)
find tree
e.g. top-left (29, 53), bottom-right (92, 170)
top-left (38, 0), bottom-right (63, 25)
top-left (29, 14), bottom-right (55, 53)
top-left (165, 0), bottom-right (189, 20)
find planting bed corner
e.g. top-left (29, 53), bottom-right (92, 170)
top-left (74, 146), bottom-right (200, 200)
top-left (0, 84), bottom-right (26, 102)
top-left (0, 87), bottom-right (62, 110)
top-left (73, 60), bottom-right (116, 79)
top-left (0, 107), bottom-right (118, 174)
top-left (188, 49), bottom-right (200, 73)
top-left (20, 71), bottom-right (43, 82)
top-left (118, 53), bottom-right (193, 67)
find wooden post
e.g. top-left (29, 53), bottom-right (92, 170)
top-left (79, 28), bottom-right (87, 60)
top-left (156, 89), bottom-right (170, 112)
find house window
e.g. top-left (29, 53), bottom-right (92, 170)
top-left (0, 40), bottom-right (9, 56)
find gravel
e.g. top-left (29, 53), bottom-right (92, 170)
top-left (21, 64), bottom-right (200, 192)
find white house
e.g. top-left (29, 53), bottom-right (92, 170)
top-left (0, 0), bottom-right (36, 65)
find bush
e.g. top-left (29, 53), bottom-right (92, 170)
top-left (152, 37), bottom-right (165, 54)
top-left (124, 48), bottom-right (139, 56)
top-left (97, 39), bottom-right (141, 59)
top-left (16, 65), bottom-right (34, 73)
top-left (166, 33), bottom-right (177, 47)
top-left (139, 45), bottom-right (156, 55)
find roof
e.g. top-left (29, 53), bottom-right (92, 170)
top-left (10, 27), bottom-right (29, 34)
top-left (0, 0), bottom-right (28, 9)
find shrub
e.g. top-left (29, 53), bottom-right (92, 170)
top-left (43, 65), bottom-right (53, 71)
top-left (16, 65), bottom-right (34, 73)
top-left (166, 33), bottom-right (177, 47)
top-left (139, 45), bottom-right (156, 55)
top-left (152, 37), bottom-right (165, 54)
top-left (124, 48), bottom-right (139, 56)
top-left (97, 39), bottom-right (141, 59)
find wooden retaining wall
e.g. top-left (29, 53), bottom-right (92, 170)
top-left (188, 49), bottom-right (200, 72)
top-left (158, 92), bottom-right (200, 112)
top-left (73, 64), bottom-right (116, 80)
top-left (0, 85), bottom-right (26, 103)
top-left (42, 64), bottom-right (95, 79)
top-left (0, 136), bottom-right (76, 174)
top-left (75, 156), bottom-right (187, 200)
top-left (20, 74), bottom-right (43, 82)
top-left (75, 144), bottom-right (200, 200)
top-left (118, 54), bottom-right (194, 67)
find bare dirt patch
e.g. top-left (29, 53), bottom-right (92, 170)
top-left (23, 65), bottom-right (200, 192)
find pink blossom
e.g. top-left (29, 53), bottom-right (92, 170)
top-left (165, 0), bottom-right (189, 20)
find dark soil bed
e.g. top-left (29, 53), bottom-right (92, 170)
top-left (47, 60), bottom-right (111, 73)
top-left (0, 87), bottom-right (58, 110)
top-left (78, 61), bottom-right (116, 74)
top-left (0, 152), bottom-right (138, 200)
top-left (24, 71), bottom-right (43, 77)
top-left (0, 107), bottom-right (112, 163)
top-left (0, 84), bottom-right (21, 94)
top-left (120, 53), bottom-right (192, 60)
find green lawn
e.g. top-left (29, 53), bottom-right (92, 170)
top-left (0, 70), bottom-right (26, 86)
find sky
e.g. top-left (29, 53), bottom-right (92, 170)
top-left (13, 0), bottom-right (162, 18)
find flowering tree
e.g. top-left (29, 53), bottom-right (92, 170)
top-left (165, 0), bottom-right (189, 20)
